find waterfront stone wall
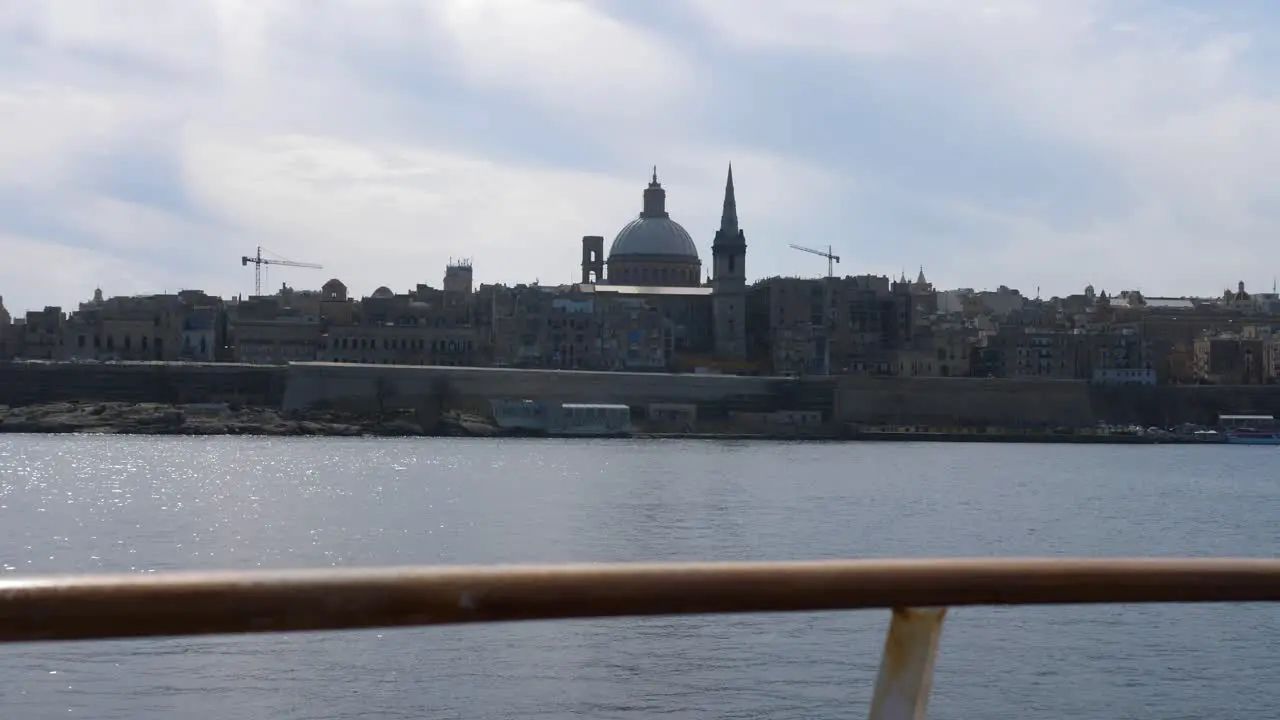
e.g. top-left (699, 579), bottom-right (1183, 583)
top-left (280, 362), bottom-right (833, 419)
top-left (835, 376), bottom-right (1280, 428)
top-left (0, 362), bottom-right (288, 408)
top-left (1088, 383), bottom-right (1280, 426)
top-left (5, 361), bottom-right (1280, 429)
top-left (834, 376), bottom-right (1096, 427)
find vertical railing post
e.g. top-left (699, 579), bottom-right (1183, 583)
top-left (867, 607), bottom-right (947, 720)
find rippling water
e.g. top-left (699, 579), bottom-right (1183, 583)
top-left (0, 436), bottom-right (1277, 719)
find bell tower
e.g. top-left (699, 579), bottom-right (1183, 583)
top-left (712, 164), bottom-right (747, 361)
top-left (581, 236), bottom-right (604, 284)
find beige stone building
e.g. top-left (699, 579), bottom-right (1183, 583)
top-left (235, 318), bottom-right (321, 365)
top-left (315, 271), bottom-right (484, 367)
top-left (929, 326), bottom-right (978, 377)
top-left (745, 274), bottom-right (922, 375)
top-left (320, 323), bottom-right (478, 366)
top-left (1193, 335), bottom-right (1268, 384)
top-left (989, 326), bottom-right (1079, 379)
top-left (489, 285), bottom-right (675, 370)
top-left (19, 307), bottom-right (67, 360)
top-left (60, 291), bottom-right (217, 362)
top-left (229, 292), bottom-right (320, 364)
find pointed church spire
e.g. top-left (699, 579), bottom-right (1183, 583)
top-left (652, 165), bottom-right (658, 185)
top-left (719, 163), bottom-right (738, 237)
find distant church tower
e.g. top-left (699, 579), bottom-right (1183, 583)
top-left (711, 164), bottom-right (747, 361)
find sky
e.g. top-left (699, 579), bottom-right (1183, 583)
top-left (2, 0), bottom-right (1280, 315)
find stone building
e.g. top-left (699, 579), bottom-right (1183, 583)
top-left (315, 270), bottom-right (484, 367)
top-left (1194, 335), bottom-right (1268, 384)
top-left (234, 318), bottom-right (322, 365)
top-left (16, 307), bottom-right (65, 360)
top-left (988, 326), bottom-right (1080, 379)
top-left (229, 294), bottom-right (320, 365)
top-left (489, 284), bottom-right (675, 370)
top-left (57, 291), bottom-right (217, 362)
top-left (0, 297), bottom-right (9, 360)
top-left (745, 274), bottom-right (919, 375)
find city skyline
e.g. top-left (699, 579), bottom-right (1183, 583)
top-left (4, 2), bottom-right (1280, 313)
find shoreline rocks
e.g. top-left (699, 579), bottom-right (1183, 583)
top-left (0, 402), bottom-right (501, 438)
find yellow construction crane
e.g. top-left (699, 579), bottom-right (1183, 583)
top-left (789, 244), bottom-right (840, 278)
top-left (240, 246), bottom-right (323, 296)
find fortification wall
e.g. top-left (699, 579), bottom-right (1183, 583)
top-left (835, 377), bottom-right (1096, 427)
top-left (1089, 384), bottom-right (1280, 426)
top-left (836, 377), bottom-right (1280, 428)
top-left (7, 361), bottom-right (1277, 429)
top-left (0, 362), bottom-right (288, 408)
top-left (281, 362), bottom-right (831, 418)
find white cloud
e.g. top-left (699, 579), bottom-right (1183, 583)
top-left (0, 0), bottom-right (853, 311)
top-left (0, 234), bottom-right (156, 313)
top-left (690, 0), bottom-right (1280, 295)
top-left (25, 1), bottom-right (223, 75)
top-left (2, 0), bottom-right (1277, 313)
top-left (428, 0), bottom-right (698, 126)
top-left (689, 0), bottom-right (1101, 61)
top-left (179, 129), bottom-right (642, 294)
top-left (176, 128), bottom-right (844, 297)
top-left (0, 86), bottom-right (124, 188)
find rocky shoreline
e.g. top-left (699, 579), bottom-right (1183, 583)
top-left (0, 402), bottom-right (1226, 445)
top-left (0, 402), bottom-right (502, 437)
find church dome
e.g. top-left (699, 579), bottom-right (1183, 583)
top-left (607, 169), bottom-right (699, 261)
top-left (610, 217), bottom-right (698, 259)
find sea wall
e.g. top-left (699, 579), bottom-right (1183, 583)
top-left (281, 362), bottom-right (834, 419)
top-left (1088, 384), bottom-right (1280, 426)
top-left (835, 376), bottom-right (1280, 428)
top-left (5, 361), bottom-right (1280, 429)
top-left (835, 377), bottom-right (1096, 427)
top-left (0, 362), bottom-right (288, 408)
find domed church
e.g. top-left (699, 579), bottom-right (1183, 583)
top-left (578, 166), bottom-right (748, 362)
top-left (603, 168), bottom-right (702, 287)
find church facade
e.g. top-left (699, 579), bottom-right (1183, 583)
top-left (578, 166), bottom-right (747, 364)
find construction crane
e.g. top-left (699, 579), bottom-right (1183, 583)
top-left (789, 243), bottom-right (841, 278)
top-left (241, 246), bottom-right (323, 296)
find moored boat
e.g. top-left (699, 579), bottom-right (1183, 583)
top-left (1218, 413), bottom-right (1280, 445)
top-left (1225, 429), bottom-right (1280, 445)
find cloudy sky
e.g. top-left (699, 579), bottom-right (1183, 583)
top-left (2, 1), bottom-right (1278, 315)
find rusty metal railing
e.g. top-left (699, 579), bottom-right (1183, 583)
top-left (3, 558), bottom-right (1280, 719)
